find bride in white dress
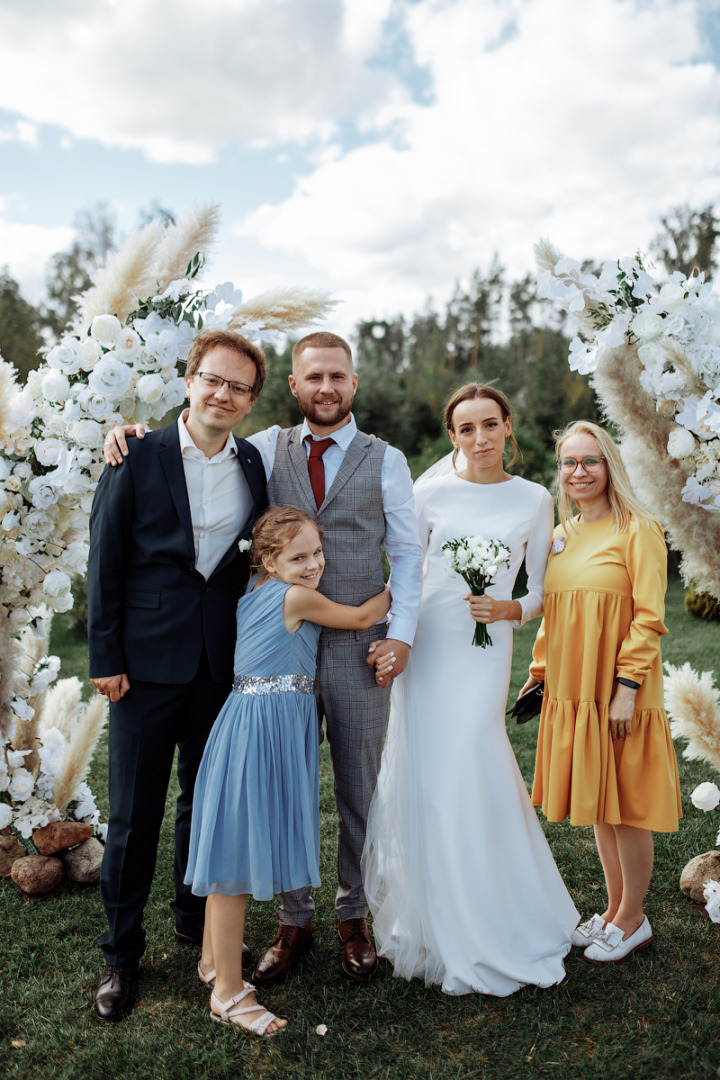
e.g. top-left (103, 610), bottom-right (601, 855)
top-left (362, 384), bottom-right (578, 996)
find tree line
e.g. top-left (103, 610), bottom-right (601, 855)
top-left (2, 202), bottom-right (718, 486)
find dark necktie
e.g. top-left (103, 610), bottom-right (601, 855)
top-left (306, 437), bottom-right (334, 508)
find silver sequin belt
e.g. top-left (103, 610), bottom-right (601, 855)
top-left (232, 674), bottom-right (315, 696)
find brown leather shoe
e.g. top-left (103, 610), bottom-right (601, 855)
top-left (93, 962), bottom-right (139, 1022)
top-left (252, 923), bottom-right (313, 988)
top-left (338, 918), bottom-right (378, 981)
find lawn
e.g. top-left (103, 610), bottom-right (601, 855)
top-left (1, 575), bottom-right (720, 1080)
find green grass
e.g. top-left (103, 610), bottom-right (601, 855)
top-left (2, 576), bottom-right (720, 1079)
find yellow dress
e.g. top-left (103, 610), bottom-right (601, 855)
top-left (530, 514), bottom-right (681, 832)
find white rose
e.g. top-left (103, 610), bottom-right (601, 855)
top-left (4, 475), bottom-right (21, 493)
top-left (0, 803), bottom-right (12, 829)
top-left (9, 609), bottom-right (31, 628)
top-left (116, 327), bottom-right (141, 359)
top-left (61, 539), bottom-right (89, 572)
top-left (34, 437), bottom-right (66, 468)
top-left (8, 768), bottom-right (35, 803)
top-left (68, 419), bottom-right (104, 449)
top-left (91, 314), bottom-right (122, 344)
top-left (667, 427), bottom-right (696, 459)
top-left (77, 387), bottom-right (116, 421)
top-left (43, 569), bottom-right (72, 600)
top-left (161, 377), bottom-right (187, 410)
top-left (41, 370), bottom-right (71, 402)
top-left (28, 476), bottom-right (58, 510)
top-left (136, 373), bottom-right (165, 403)
top-left (42, 409), bottom-right (68, 436)
top-left (21, 510), bottom-right (53, 539)
top-left (6, 391), bottom-right (37, 433)
top-left (147, 329), bottom-right (179, 364)
top-left (632, 313), bottom-right (664, 341)
top-left (637, 342), bottom-right (666, 371)
top-left (691, 781), bottom-right (720, 811)
top-left (78, 337), bottom-right (102, 370)
top-left (46, 340), bottom-right (80, 374)
top-left (88, 356), bottom-right (133, 398)
top-left (658, 282), bottom-right (686, 312)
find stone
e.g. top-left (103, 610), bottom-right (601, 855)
top-left (32, 821), bottom-right (93, 856)
top-left (63, 836), bottom-right (104, 884)
top-left (11, 855), bottom-right (64, 896)
top-left (680, 850), bottom-right (720, 903)
top-left (0, 835), bottom-right (26, 877)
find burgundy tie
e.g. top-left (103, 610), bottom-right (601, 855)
top-left (306, 437), bottom-right (334, 508)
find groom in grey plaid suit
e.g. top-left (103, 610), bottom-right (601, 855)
top-left (250, 332), bottom-right (423, 983)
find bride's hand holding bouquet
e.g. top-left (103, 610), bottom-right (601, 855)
top-left (442, 535), bottom-right (511, 647)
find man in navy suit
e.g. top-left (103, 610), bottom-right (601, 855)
top-left (88, 329), bottom-right (268, 1022)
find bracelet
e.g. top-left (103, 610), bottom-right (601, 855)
top-left (616, 677), bottom-right (640, 690)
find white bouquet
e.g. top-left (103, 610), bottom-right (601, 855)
top-left (441, 535), bottom-right (511, 648)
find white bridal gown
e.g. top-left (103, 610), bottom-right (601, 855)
top-left (362, 468), bottom-right (579, 996)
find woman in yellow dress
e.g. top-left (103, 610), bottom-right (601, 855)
top-left (519, 420), bottom-right (681, 963)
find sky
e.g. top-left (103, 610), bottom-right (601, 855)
top-left (1, 0), bottom-right (720, 341)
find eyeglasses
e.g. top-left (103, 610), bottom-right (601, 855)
top-left (558, 456), bottom-right (606, 472)
top-left (193, 371), bottom-right (254, 398)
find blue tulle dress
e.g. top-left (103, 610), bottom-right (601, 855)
top-left (185, 577), bottom-right (322, 900)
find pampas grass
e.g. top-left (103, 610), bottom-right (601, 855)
top-left (0, 356), bottom-right (19, 445)
top-left (52, 695), bottom-right (107, 813)
top-left (0, 615), bottom-right (19, 741)
top-left (593, 344), bottom-right (720, 599)
top-left (229, 286), bottom-right (337, 331)
top-left (76, 220), bottom-right (164, 328)
top-left (533, 239), bottom-right (720, 601)
top-left (665, 661), bottom-right (720, 774)
top-left (534, 237), bottom-right (564, 275)
top-left (151, 204), bottom-right (220, 290)
top-left (38, 677), bottom-right (84, 738)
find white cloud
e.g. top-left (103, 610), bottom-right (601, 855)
top-left (238, 0), bottom-right (720, 324)
top-left (0, 119), bottom-right (38, 147)
top-left (0, 0), bottom-right (405, 163)
top-left (0, 219), bottom-right (75, 302)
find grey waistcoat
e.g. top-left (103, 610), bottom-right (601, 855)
top-left (267, 426), bottom-right (387, 609)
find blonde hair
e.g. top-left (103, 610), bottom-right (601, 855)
top-left (444, 383), bottom-right (519, 470)
top-left (555, 420), bottom-right (655, 533)
top-left (250, 505), bottom-right (322, 572)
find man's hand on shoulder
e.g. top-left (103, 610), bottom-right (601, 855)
top-left (91, 674), bottom-right (130, 702)
top-left (104, 425), bottom-right (146, 465)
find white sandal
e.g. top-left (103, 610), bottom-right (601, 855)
top-left (210, 985), bottom-right (285, 1037)
top-left (197, 962), bottom-right (216, 988)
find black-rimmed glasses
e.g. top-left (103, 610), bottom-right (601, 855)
top-left (193, 371), bottom-right (253, 398)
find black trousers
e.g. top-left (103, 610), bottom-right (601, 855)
top-left (98, 653), bottom-right (229, 965)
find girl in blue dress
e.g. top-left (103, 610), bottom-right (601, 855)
top-left (185, 505), bottom-right (391, 1036)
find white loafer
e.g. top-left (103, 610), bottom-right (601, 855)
top-left (570, 913), bottom-right (605, 947)
top-left (583, 916), bottom-right (653, 963)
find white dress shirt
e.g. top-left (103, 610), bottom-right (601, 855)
top-left (178, 416), bottom-right (253, 580)
top-left (247, 416), bottom-right (423, 645)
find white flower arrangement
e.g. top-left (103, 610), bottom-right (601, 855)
top-left (441, 535), bottom-right (511, 648)
top-left (0, 205), bottom-right (335, 850)
top-left (537, 250), bottom-right (720, 511)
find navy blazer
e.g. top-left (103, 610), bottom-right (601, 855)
top-left (87, 422), bottom-right (267, 685)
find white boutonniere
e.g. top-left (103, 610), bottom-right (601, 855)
top-left (238, 538), bottom-right (252, 552)
top-left (552, 536), bottom-right (566, 554)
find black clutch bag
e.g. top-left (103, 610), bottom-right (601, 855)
top-left (506, 681), bottom-right (544, 725)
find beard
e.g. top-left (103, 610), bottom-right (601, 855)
top-left (298, 396), bottom-right (353, 428)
